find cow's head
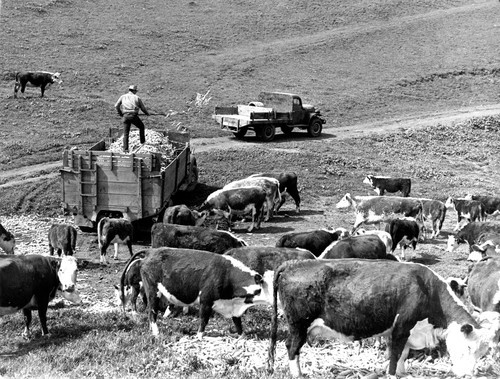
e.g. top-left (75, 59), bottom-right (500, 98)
top-left (193, 210), bottom-right (208, 227)
top-left (0, 231), bottom-right (15, 254)
top-left (336, 193), bottom-right (353, 209)
top-left (467, 242), bottom-right (499, 262)
top-left (445, 197), bottom-right (456, 209)
top-left (51, 72), bottom-right (62, 84)
top-left (57, 256), bottom-right (81, 303)
top-left (363, 175), bottom-right (374, 186)
top-left (447, 235), bottom-right (463, 253)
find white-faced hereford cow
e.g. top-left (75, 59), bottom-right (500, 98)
top-left (223, 177), bottom-right (280, 221)
top-left (162, 204), bottom-right (207, 226)
top-left (275, 228), bottom-right (349, 257)
top-left (467, 232), bottom-right (500, 262)
top-left (14, 71), bottom-right (62, 98)
top-left (465, 194), bottom-right (500, 218)
top-left (420, 199), bottom-right (447, 238)
top-left (268, 259), bottom-right (498, 377)
top-left (363, 175), bottom-right (411, 197)
top-left (319, 234), bottom-right (398, 261)
top-left (48, 224), bottom-right (77, 257)
top-left (199, 186), bottom-right (266, 232)
top-left (385, 218), bottom-right (420, 261)
top-left (115, 251), bottom-right (147, 314)
top-left (151, 223), bottom-right (247, 254)
top-left (125, 247), bottom-right (263, 337)
top-left (447, 222), bottom-right (500, 254)
top-left (336, 193), bottom-right (423, 232)
top-left (445, 197), bottom-right (486, 231)
top-left (97, 217), bottom-right (134, 264)
top-left (0, 223), bottom-right (15, 254)
top-left (248, 172), bottom-right (301, 213)
top-left (0, 254), bottom-right (81, 337)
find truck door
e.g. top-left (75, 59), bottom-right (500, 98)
top-left (292, 97), bottom-right (305, 125)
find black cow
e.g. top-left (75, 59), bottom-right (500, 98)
top-left (0, 223), bottom-right (15, 254)
top-left (48, 224), bottom-right (77, 257)
top-left (151, 223), bottom-right (247, 254)
top-left (162, 204), bottom-right (207, 226)
top-left (0, 254), bottom-right (81, 337)
top-left (97, 217), bottom-right (134, 264)
top-left (318, 234), bottom-right (397, 260)
top-left (465, 194), bottom-right (500, 218)
top-left (199, 186), bottom-right (266, 232)
top-left (275, 228), bottom-right (348, 257)
top-left (14, 71), bottom-right (62, 98)
top-left (122, 247), bottom-right (263, 337)
top-left (249, 172), bottom-right (301, 213)
top-left (268, 259), bottom-right (498, 377)
top-left (115, 253), bottom-right (146, 314)
top-left (447, 221), bottom-right (500, 253)
top-left (363, 175), bottom-right (411, 197)
top-left (445, 197), bottom-right (486, 231)
top-left (385, 218), bottom-right (420, 261)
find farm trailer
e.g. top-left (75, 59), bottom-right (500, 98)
top-left (60, 130), bottom-right (198, 238)
top-left (213, 91), bottom-right (326, 142)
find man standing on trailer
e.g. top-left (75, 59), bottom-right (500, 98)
top-left (114, 85), bottom-right (150, 153)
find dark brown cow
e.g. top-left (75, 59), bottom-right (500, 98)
top-left (0, 223), bottom-right (15, 254)
top-left (465, 194), bottom-right (500, 218)
top-left (275, 228), bottom-right (348, 257)
top-left (248, 172), bottom-right (301, 213)
top-left (48, 224), bottom-right (77, 257)
top-left (363, 175), bottom-right (411, 197)
top-left (445, 197), bottom-right (486, 231)
top-left (318, 234), bottom-right (397, 260)
top-left (14, 71), bottom-right (62, 98)
top-left (162, 204), bottom-right (207, 226)
top-left (97, 217), bottom-right (134, 264)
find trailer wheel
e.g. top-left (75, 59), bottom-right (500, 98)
top-left (280, 125), bottom-right (294, 135)
top-left (233, 127), bottom-right (248, 139)
top-left (259, 124), bottom-right (276, 142)
top-left (307, 119), bottom-right (322, 137)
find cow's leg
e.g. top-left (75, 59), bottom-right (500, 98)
top-left (232, 316), bottom-right (243, 335)
top-left (100, 242), bottom-right (110, 265)
top-left (264, 197), bottom-right (273, 222)
top-left (40, 84), bottom-right (46, 98)
top-left (113, 242), bottom-right (119, 259)
top-left (248, 205), bottom-right (257, 232)
top-left (21, 82), bottom-right (27, 94)
top-left (14, 82), bottom-right (20, 98)
top-left (57, 248), bottom-right (62, 257)
top-left (285, 326), bottom-right (308, 378)
top-left (275, 191), bottom-right (287, 213)
top-left (197, 303), bottom-right (213, 339)
top-left (49, 244), bottom-right (54, 256)
top-left (396, 344), bottom-right (411, 376)
top-left (145, 287), bottom-right (161, 336)
top-left (22, 309), bottom-right (32, 339)
top-left (388, 328), bottom-right (410, 376)
top-left (37, 301), bottom-right (50, 336)
top-left (126, 240), bottom-right (133, 257)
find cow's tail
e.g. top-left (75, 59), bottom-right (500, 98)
top-left (267, 262), bottom-right (285, 373)
top-left (119, 250), bottom-right (147, 313)
top-left (97, 217), bottom-right (108, 249)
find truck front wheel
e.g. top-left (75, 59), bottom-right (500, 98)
top-left (258, 124), bottom-right (276, 142)
top-left (308, 119), bottom-right (323, 137)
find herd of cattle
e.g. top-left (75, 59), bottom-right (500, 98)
top-left (3, 173), bottom-right (500, 377)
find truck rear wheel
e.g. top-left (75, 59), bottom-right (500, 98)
top-left (233, 127), bottom-right (248, 139)
top-left (280, 125), bottom-right (294, 135)
top-left (307, 119), bottom-right (322, 137)
top-left (258, 124), bottom-right (276, 142)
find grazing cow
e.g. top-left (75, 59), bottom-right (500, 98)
top-left (363, 175), bottom-right (411, 197)
top-left (445, 197), bottom-right (486, 231)
top-left (268, 259), bottom-right (498, 377)
top-left (97, 217), bottom-right (134, 264)
top-left (336, 193), bottom-right (423, 232)
top-left (162, 204), bottom-right (207, 226)
top-left (468, 257), bottom-right (500, 313)
top-left (465, 194), bottom-right (500, 218)
top-left (248, 172), bottom-right (301, 213)
top-left (0, 223), bottom-right (15, 254)
top-left (151, 223), bottom-right (247, 254)
top-left (125, 247), bottom-right (263, 337)
top-left (48, 224), bottom-right (77, 257)
top-left (447, 222), bottom-right (500, 253)
top-left (199, 186), bottom-right (266, 232)
top-left (385, 218), bottom-right (420, 261)
top-left (223, 177), bottom-right (281, 221)
top-left (353, 229), bottom-right (393, 253)
top-left (275, 228), bottom-right (349, 257)
top-left (319, 234), bottom-right (397, 260)
top-left (0, 254), bottom-right (81, 337)
top-left (14, 71), bottom-right (62, 98)
top-left (115, 253), bottom-right (147, 314)
top-left (467, 232), bottom-right (500, 262)
top-left (420, 199), bottom-right (447, 238)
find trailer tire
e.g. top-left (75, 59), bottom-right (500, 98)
top-left (307, 119), bottom-right (323, 137)
top-left (233, 127), bottom-right (248, 139)
top-left (280, 126), bottom-right (294, 135)
top-left (259, 124), bottom-right (276, 142)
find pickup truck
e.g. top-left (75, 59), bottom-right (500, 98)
top-left (212, 91), bottom-right (326, 142)
top-left (60, 129), bottom-right (197, 237)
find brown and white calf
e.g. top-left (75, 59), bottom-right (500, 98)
top-left (447, 221), bottom-right (500, 254)
top-left (199, 186), bottom-right (266, 232)
top-left (363, 175), bottom-right (411, 197)
top-left (48, 224), bottom-right (77, 257)
top-left (464, 194), bottom-right (500, 219)
top-left (445, 197), bottom-right (486, 231)
top-left (162, 204), bottom-right (207, 226)
top-left (248, 172), bottom-right (301, 213)
top-left (420, 199), bottom-right (447, 238)
top-left (268, 259), bottom-right (498, 377)
top-left (385, 218), bottom-right (420, 261)
top-left (97, 217), bottom-right (134, 264)
top-left (336, 193), bottom-right (423, 232)
top-left (14, 71), bottom-right (62, 98)
top-left (0, 223), bottom-right (15, 254)
top-left (223, 177), bottom-right (281, 221)
top-left (275, 228), bottom-right (349, 257)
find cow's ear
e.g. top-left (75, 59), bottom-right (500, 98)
top-left (254, 274), bottom-right (263, 285)
top-left (50, 258), bottom-right (61, 271)
top-left (460, 324), bottom-right (473, 336)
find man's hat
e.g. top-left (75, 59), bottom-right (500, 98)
top-left (128, 85), bottom-right (138, 92)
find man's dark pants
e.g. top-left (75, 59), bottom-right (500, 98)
top-left (122, 113), bottom-right (146, 152)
